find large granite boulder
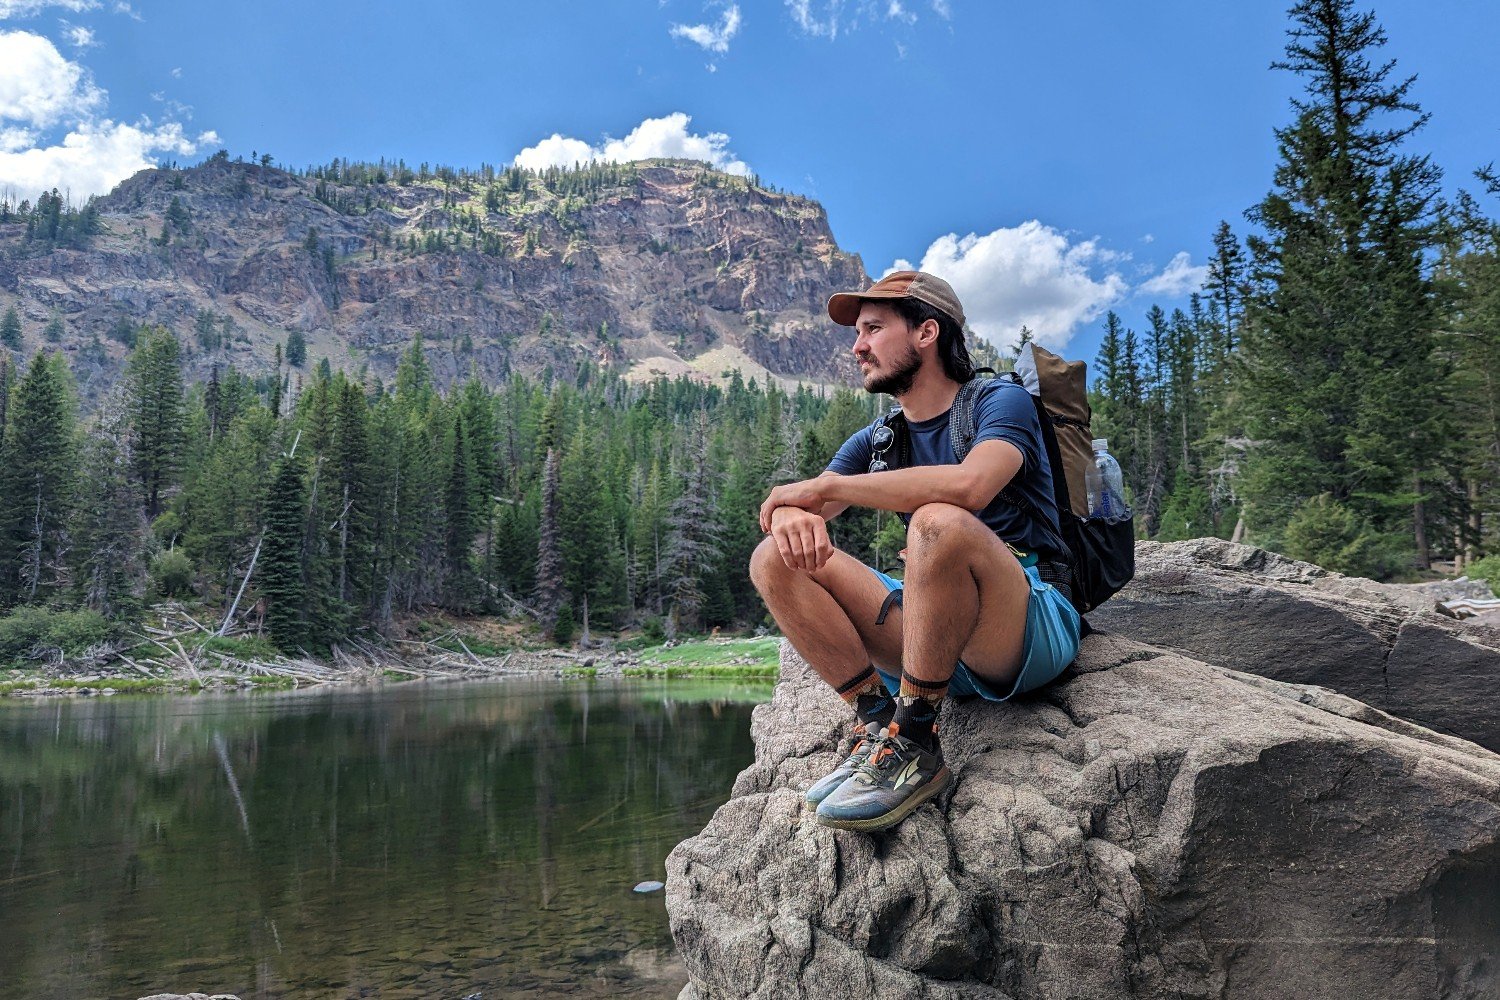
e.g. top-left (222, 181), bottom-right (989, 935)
top-left (666, 635), bottom-right (1500, 999)
top-left (1087, 539), bottom-right (1500, 751)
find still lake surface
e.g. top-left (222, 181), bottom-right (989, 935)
top-left (0, 677), bottom-right (770, 999)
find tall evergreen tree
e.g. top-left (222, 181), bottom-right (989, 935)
top-left (534, 447), bottom-right (566, 633)
top-left (260, 455), bottom-right (313, 651)
top-left (74, 390), bottom-right (147, 616)
top-left (127, 326), bottom-right (186, 519)
top-left (1239, 0), bottom-right (1443, 560)
top-left (444, 411), bottom-right (476, 610)
top-left (0, 353), bottom-right (77, 606)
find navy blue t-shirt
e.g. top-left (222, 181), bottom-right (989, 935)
top-left (825, 379), bottom-right (1064, 559)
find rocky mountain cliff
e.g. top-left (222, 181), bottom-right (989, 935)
top-left (0, 156), bottom-right (870, 394)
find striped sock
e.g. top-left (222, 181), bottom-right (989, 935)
top-left (835, 666), bottom-right (894, 727)
top-left (893, 670), bottom-right (946, 749)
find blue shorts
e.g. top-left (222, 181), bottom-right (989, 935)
top-left (867, 561), bottom-right (1081, 701)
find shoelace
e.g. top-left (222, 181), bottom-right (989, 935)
top-left (854, 727), bottom-right (913, 781)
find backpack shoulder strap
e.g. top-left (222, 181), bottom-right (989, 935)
top-left (948, 369), bottom-right (1002, 464)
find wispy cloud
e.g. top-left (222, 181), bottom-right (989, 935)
top-left (670, 4), bottom-right (741, 54)
top-left (1138, 251), bottom-right (1209, 298)
top-left (512, 112), bottom-right (750, 176)
top-left (785, 0), bottom-right (934, 40)
top-left (0, 0), bottom-right (97, 18)
top-left (60, 21), bottom-right (95, 47)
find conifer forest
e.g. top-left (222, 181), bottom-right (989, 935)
top-left (0, 0), bottom-right (1498, 666)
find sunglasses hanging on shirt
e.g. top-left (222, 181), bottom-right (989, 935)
top-left (868, 423), bottom-right (895, 473)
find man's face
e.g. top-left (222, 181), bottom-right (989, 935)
top-left (853, 302), bottom-right (922, 397)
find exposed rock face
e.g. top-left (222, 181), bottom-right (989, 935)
top-left (666, 636), bottom-right (1500, 999)
top-left (0, 158), bottom-right (868, 395)
top-left (1087, 539), bottom-right (1500, 751)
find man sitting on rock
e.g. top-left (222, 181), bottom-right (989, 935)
top-left (751, 271), bottom-right (1081, 833)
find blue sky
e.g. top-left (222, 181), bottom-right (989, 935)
top-left (1, 0), bottom-right (1497, 365)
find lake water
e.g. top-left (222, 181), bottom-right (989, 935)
top-left (0, 677), bottom-right (769, 999)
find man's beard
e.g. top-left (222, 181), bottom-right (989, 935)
top-left (863, 344), bottom-right (923, 397)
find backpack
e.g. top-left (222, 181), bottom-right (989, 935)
top-left (871, 343), bottom-right (1135, 618)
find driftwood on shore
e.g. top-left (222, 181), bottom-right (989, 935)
top-left (7, 608), bottom-right (629, 696)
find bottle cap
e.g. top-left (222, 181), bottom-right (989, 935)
top-left (1092, 438), bottom-right (1108, 451)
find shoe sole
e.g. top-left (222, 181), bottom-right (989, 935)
top-left (814, 765), bottom-right (951, 833)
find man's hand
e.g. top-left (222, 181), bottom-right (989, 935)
top-left (767, 506), bottom-right (834, 572)
top-left (758, 478), bottom-right (828, 532)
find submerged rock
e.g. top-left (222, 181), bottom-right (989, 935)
top-left (666, 634), bottom-right (1500, 999)
top-left (1088, 539), bottom-right (1500, 751)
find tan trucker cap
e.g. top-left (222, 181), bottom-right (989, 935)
top-left (826, 270), bottom-right (966, 329)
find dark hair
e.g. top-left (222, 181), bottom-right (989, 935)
top-left (889, 297), bottom-right (975, 383)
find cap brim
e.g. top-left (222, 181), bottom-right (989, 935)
top-left (827, 289), bottom-right (907, 327)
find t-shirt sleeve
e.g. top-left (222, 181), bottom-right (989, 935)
top-left (970, 382), bottom-right (1043, 474)
top-left (826, 425), bottom-right (874, 476)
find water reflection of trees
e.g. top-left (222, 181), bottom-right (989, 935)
top-left (0, 680), bottom-right (764, 999)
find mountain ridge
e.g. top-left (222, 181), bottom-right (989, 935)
top-left (0, 155), bottom-right (872, 394)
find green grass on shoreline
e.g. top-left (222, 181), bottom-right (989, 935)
top-left (624, 635), bottom-right (781, 679)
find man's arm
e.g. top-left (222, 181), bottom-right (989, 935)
top-left (760, 439), bottom-right (1024, 529)
top-left (762, 472), bottom-right (848, 572)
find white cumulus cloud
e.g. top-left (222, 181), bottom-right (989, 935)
top-left (891, 221), bottom-right (1128, 349)
top-left (0, 29), bottom-right (217, 203)
top-left (1138, 251), bottom-right (1209, 298)
top-left (0, 29), bottom-right (101, 126)
top-left (512, 112), bottom-right (749, 176)
top-left (670, 5), bottom-right (741, 54)
top-left (0, 119), bottom-right (213, 202)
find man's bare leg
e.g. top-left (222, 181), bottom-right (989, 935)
top-left (886, 502), bottom-right (1031, 748)
top-left (751, 535), bottom-right (916, 804)
top-left (749, 537), bottom-right (904, 719)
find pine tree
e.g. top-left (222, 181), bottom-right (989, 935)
top-left (1239, 0), bottom-right (1443, 560)
top-left (0, 307), bottom-right (21, 349)
top-left (260, 455), bottom-right (313, 651)
top-left (330, 379), bottom-right (372, 611)
top-left (559, 424), bottom-right (625, 630)
top-left (127, 326), bottom-right (186, 519)
top-left (74, 390), bottom-right (147, 616)
top-left (286, 330), bottom-right (308, 367)
top-left (444, 411), bottom-right (476, 610)
top-left (534, 447), bottom-right (566, 631)
top-left (0, 353), bottom-right (77, 606)
top-left (663, 410), bottom-right (724, 631)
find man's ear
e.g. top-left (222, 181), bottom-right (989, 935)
top-left (917, 318), bottom-right (941, 348)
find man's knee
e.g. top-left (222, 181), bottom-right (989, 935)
top-left (907, 503), bottom-right (981, 557)
top-left (749, 535), bottom-right (788, 594)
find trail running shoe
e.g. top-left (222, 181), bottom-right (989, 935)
top-left (805, 722), bottom-right (881, 805)
top-left (815, 723), bottom-right (950, 832)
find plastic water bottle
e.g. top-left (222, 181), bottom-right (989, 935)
top-left (1085, 439), bottom-right (1130, 523)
